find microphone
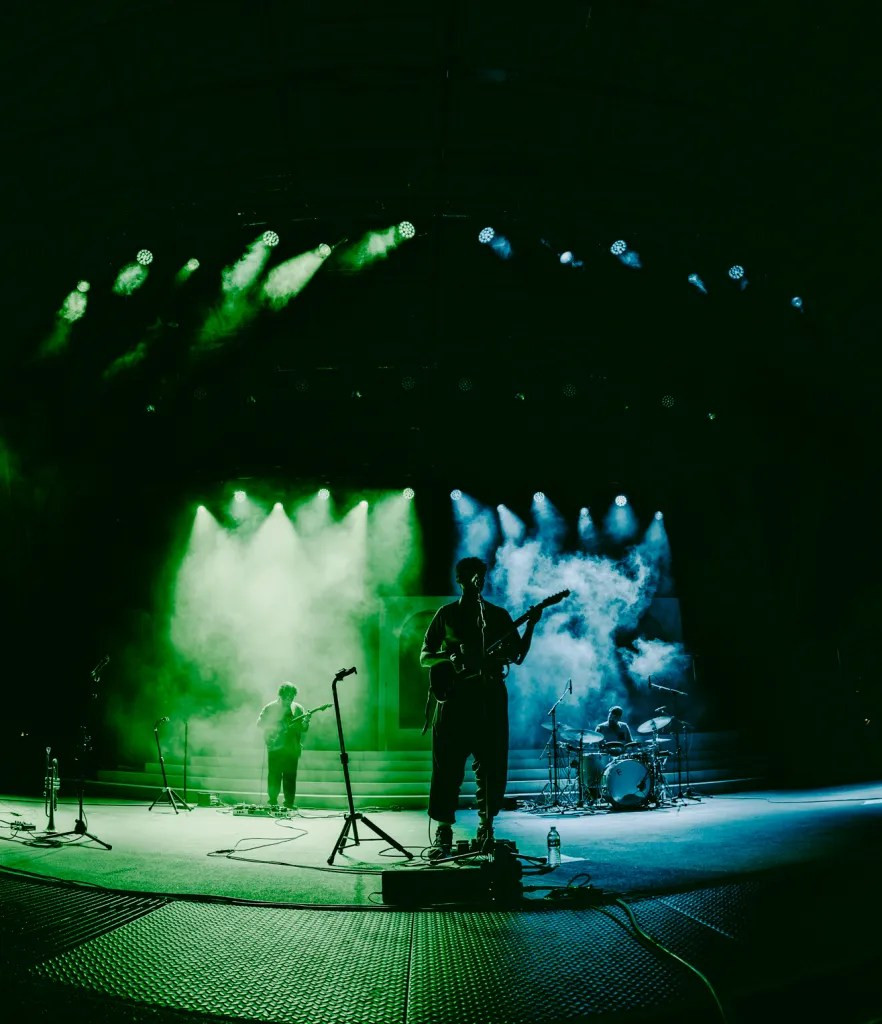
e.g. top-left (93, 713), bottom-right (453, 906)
top-left (154, 716), bottom-right (170, 727)
top-left (335, 666), bottom-right (357, 680)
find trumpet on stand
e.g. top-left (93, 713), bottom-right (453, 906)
top-left (43, 747), bottom-right (61, 832)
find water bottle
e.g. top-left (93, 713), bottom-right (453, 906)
top-left (546, 826), bottom-right (561, 867)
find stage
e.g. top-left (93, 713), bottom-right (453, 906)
top-left (2, 783), bottom-right (881, 1022)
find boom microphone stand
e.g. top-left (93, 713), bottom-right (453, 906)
top-left (327, 666), bottom-right (413, 865)
top-left (544, 678), bottom-right (573, 809)
top-left (649, 679), bottom-right (701, 803)
top-left (149, 717), bottom-right (191, 813)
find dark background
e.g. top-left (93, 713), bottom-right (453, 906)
top-left (1, 2), bottom-right (879, 787)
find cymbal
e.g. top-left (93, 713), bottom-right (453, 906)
top-left (560, 727), bottom-right (604, 745)
top-left (641, 736), bottom-right (672, 745)
top-left (541, 722), bottom-right (572, 732)
top-left (637, 715), bottom-right (673, 735)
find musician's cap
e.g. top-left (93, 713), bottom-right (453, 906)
top-left (278, 682), bottom-right (298, 698)
top-left (455, 556), bottom-right (487, 584)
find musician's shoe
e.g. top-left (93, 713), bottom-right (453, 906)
top-left (476, 820), bottom-right (495, 852)
top-left (428, 823), bottom-right (453, 861)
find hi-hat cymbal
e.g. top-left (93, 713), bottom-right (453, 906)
top-left (541, 722), bottom-right (573, 732)
top-left (641, 736), bottom-right (672, 745)
top-left (560, 727), bottom-right (604, 745)
top-left (637, 715), bottom-right (673, 735)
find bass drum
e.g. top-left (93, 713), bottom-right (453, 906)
top-left (601, 755), bottom-right (652, 810)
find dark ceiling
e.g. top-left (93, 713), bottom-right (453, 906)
top-left (0, 1), bottom-right (876, 484)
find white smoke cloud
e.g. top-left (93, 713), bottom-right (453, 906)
top-left (456, 499), bottom-right (687, 744)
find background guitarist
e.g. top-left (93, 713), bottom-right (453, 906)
top-left (257, 682), bottom-right (309, 810)
top-left (420, 556), bottom-right (542, 858)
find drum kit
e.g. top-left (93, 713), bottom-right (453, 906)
top-left (540, 713), bottom-right (677, 811)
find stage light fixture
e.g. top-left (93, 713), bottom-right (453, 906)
top-left (76, 280), bottom-right (90, 293)
top-left (562, 383), bottom-right (577, 398)
top-left (661, 395), bottom-right (675, 408)
top-left (263, 230), bottom-right (280, 247)
top-left (654, 511), bottom-right (664, 521)
top-left (273, 502), bottom-right (283, 511)
top-left (233, 490), bottom-right (247, 503)
top-left (614, 495), bottom-right (628, 507)
top-left (559, 251), bottom-right (573, 264)
top-left (610, 240), bottom-right (627, 255)
top-left (401, 375), bottom-right (416, 391)
top-left (728, 265), bottom-right (744, 280)
top-left (186, 258), bottom-right (200, 271)
top-left (318, 243), bottom-right (332, 258)
top-left (136, 249), bottom-right (153, 265)
top-left (478, 227), bottom-right (495, 244)
top-left (458, 377), bottom-right (474, 392)
top-left (688, 273), bottom-right (707, 294)
top-left (145, 404), bottom-right (156, 413)
top-left (708, 412), bottom-right (717, 420)
top-left (403, 487), bottom-right (415, 500)
top-left (533, 491), bottom-right (546, 504)
top-left (791, 296), bottom-right (803, 310)
top-left (397, 221), bottom-right (415, 240)
top-left (579, 507), bottom-right (591, 520)
top-left (450, 489), bottom-right (463, 501)
top-left (318, 488), bottom-right (330, 501)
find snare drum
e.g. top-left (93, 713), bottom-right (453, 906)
top-left (600, 755), bottom-right (652, 810)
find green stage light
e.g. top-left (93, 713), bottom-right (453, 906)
top-left (136, 249), bottom-right (153, 265)
top-left (397, 221), bottom-right (415, 240)
top-left (187, 258), bottom-right (200, 271)
top-left (263, 230), bottom-right (280, 247)
top-left (403, 487), bottom-right (415, 500)
top-left (59, 289), bottom-right (87, 323)
top-left (317, 243), bottom-right (332, 258)
top-left (318, 488), bottom-right (330, 501)
top-left (76, 280), bottom-right (90, 293)
top-left (233, 490), bottom-right (247, 503)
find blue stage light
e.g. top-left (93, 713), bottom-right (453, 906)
top-left (688, 273), bottom-right (707, 294)
top-left (478, 227), bottom-right (495, 244)
top-left (559, 251), bottom-right (573, 264)
top-left (654, 511), bottom-right (664, 521)
top-left (791, 296), bottom-right (803, 310)
top-left (533, 491), bottom-right (546, 504)
top-left (728, 265), bottom-right (744, 280)
top-left (450, 489), bottom-right (462, 501)
top-left (610, 240), bottom-right (627, 255)
top-left (614, 495), bottom-right (628, 507)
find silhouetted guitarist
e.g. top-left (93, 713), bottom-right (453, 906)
top-left (419, 556), bottom-right (543, 859)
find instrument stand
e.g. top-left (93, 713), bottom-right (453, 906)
top-left (328, 667), bottom-right (412, 865)
top-left (149, 720), bottom-right (191, 813)
top-left (45, 715), bottom-right (112, 849)
top-left (541, 680), bottom-right (573, 810)
top-left (648, 679), bottom-right (701, 805)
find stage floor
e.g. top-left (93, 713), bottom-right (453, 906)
top-left (2, 784), bottom-right (881, 1023)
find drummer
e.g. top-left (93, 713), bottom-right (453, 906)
top-left (595, 705), bottom-right (634, 752)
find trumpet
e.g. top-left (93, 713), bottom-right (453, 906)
top-left (43, 747), bottom-right (60, 829)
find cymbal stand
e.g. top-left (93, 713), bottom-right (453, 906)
top-left (649, 678), bottom-right (701, 805)
top-left (328, 667), bottom-right (412, 865)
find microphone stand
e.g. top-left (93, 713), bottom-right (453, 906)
top-left (44, 668), bottom-right (113, 850)
top-left (649, 679), bottom-right (701, 803)
top-left (328, 667), bottom-right (413, 865)
top-left (149, 718), bottom-right (191, 813)
top-left (544, 679), bottom-right (572, 809)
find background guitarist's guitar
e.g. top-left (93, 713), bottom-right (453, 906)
top-left (428, 589), bottom-right (570, 702)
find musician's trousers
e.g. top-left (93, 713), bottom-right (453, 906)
top-left (267, 749), bottom-right (299, 806)
top-left (429, 682), bottom-right (509, 824)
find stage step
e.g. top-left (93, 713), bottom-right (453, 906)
top-left (88, 734), bottom-right (767, 808)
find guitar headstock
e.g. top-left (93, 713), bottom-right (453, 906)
top-left (538, 589), bottom-right (571, 610)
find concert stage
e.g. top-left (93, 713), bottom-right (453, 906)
top-left (2, 783), bottom-right (880, 1023)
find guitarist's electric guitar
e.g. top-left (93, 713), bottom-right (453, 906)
top-left (428, 589), bottom-right (570, 703)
